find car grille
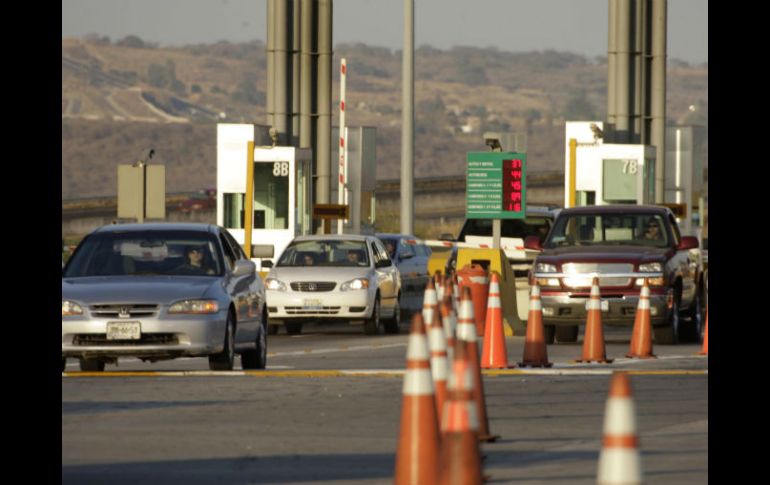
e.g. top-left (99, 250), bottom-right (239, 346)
top-left (89, 304), bottom-right (160, 318)
top-left (72, 333), bottom-right (178, 346)
top-left (285, 306), bottom-right (341, 315)
top-left (561, 263), bottom-right (634, 288)
top-left (290, 282), bottom-right (337, 292)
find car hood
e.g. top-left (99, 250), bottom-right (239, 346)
top-left (62, 276), bottom-right (218, 304)
top-left (268, 266), bottom-right (373, 282)
top-left (537, 245), bottom-right (671, 265)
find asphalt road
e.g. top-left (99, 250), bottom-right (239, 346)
top-left (62, 322), bottom-right (708, 484)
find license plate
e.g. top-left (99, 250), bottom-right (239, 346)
top-left (107, 321), bottom-right (141, 340)
top-left (585, 300), bottom-right (610, 312)
top-left (303, 299), bottom-right (322, 309)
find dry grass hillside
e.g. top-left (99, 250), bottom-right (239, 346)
top-left (62, 36), bottom-right (707, 200)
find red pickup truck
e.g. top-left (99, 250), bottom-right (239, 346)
top-left (525, 205), bottom-right (706, 345)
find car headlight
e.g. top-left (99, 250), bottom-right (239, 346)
top-left (265, 278), bottom-right (287, 291)
top-left (536, 263), bottom-right (557, 273)
top-left (62, 300), bottom-right (83, 316)
top-left (638, 262), bottom-right (662, 272)
top-left (168, 300), bottom-right (219, 314)
top-left (340, 278), bottom-right (370, 291)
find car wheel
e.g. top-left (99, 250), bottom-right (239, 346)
top-left (544, 325), bottom-right (555, 345)
top-left (555, 325), bottom-right (579, 343)
top-left (682, 286), bottom-right (704, 343)
top-left (286, 322), bottom-right (303, 335)
top-left (654, 290), bottom-right (680, 345)
top-left (384, 296), bottom-right (401, 334)
top-left (242, 310), bottom-right (268, 370)
top-left (209, 312), bottom-right (235, 371)
top-left (364, 297), bottom-right (381, 335)
top-left (79, 358), bottom-right (105, 372)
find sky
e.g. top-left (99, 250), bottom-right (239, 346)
top-left (62, 0), bottom-right (708, 64)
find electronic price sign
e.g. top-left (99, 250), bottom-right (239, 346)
top-left (466, 151), bottom-right (526, 219)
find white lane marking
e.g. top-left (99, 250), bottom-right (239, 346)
top-left (267, 342), bottom-right (407, 358)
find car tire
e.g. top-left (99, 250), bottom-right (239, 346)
top-left (242, 310), bottom-right (268, 370)
top-left (209, 312), bottom-right (235, 371)
top-left (654, 290), bottom-right (680, 345)
top-left (681, 286), bottom-right (704, 343)
top-left (384, 296), bottom-right (401, 334)
top-left (79, 358), bottom-right (105, 372)
top-left (286, 322), bottom-right (303, 335)
top-left (555, 325), bottom-right (579, 343)
top-left (544, 325), bottom-right (555, 345)
top-left (364, 297), bottom-right (381, 335)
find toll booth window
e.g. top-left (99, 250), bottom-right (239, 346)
top-left (602, 159), bottom-right (638, 204)
top-left (253, 162), bottom-right (289, 230)
top-left (224, 193), bottom-right (245, 229)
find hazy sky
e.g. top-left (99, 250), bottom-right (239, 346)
top-left (62, 0), bottom-right (708, 64)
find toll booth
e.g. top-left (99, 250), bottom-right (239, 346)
top-left (664, 125), bottom-right (707, 237)
top-left (330, 126), bottom-right (377, 234)
top-left (217, 123), bottom-right (313, 271)
top-left (564, 121), bottom-right (656, 207)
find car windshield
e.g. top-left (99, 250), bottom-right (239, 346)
top-left (63, 231), bottom-right (223, 277)
top-left (277, 240), bottom-right (370, 267)
top-left (460, 216), bottom-right (552, 240)
top-left (545, 213), bottom-right (669, 248)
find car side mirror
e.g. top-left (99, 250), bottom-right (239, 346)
top-left (678, 236), bottom-right (699, 250)
top-left (233, 259), bottom-right (256, 276)
top-left (524, 235), bottom-right (543, 251)
top-left (261, 260), bottom-right (273, 269)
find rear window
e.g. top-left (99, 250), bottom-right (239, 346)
top-left (277, 239), bottom-right (370, 267)
top-left (459, 216), bottom-right (552, 240)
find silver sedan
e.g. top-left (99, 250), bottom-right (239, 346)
top-left (61, 223), bottom-right (267, 372)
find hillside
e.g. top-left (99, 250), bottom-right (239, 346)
top-left (61, 36), bottom-right (708, 200)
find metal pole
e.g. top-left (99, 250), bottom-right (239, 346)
top-left (299, 0), bottom-right (314, 149)
top-left (316, 0), bottom-right (332, 207)
top-left (275, 0), bottom-right (290, 145)
top-left (607, 0), bottom-right (617, 129)
top-left (244, 141), bottom-right (255, 259)
top-left (337, 58), bottom-right (347, 234)
top-left (291, 0), bottom-right (301, 145)
top-left (632, 0), bottom-right (646, 144)
top-left (266, 0), bottom-right (275, 129)
top-left (616, 0), bottom-right (632, 143)
top-left (651, 0), bottom-right (667, 203)
top-left (400, 0), bottom-right (414, 235)
top-left (569, 138), bottom-right (577, 208)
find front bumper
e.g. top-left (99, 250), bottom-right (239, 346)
top-left (539, 293), bottom-right (670, 327)
top-left (266, 289), bottom-right (373, 322)
top-left (61, 312), bottom-right (227, 359)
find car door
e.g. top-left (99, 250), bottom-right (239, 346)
top-left (371, 239), bottom-right (399, 313)
top-left (667, 214), bottom-right (697, 305)
top-left (219, 230), bottom-right (261, 343)
top-left (396, 238), bottom-right (420, 304)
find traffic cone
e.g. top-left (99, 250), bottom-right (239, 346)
top-left (440, 294), bottom-right (457, 382)
top-left (457, 286), bottom-right (499, 442)
top-left (697, 308), bottom-right (708, 356)
top-left (427, 310), bottom-right (450, 421)
top-left (597, 372), bottom-right (642, 485)
top-left (518, 282), bottom-right (553, 368)
top-left (422, 278), bottom-right (438, 331)
top-left (627, 279), bottom-right (656, 359)
top-left (394, 313), bottom-right (440, 485)
top-left (435, 271), bottom-right (445, 301)
top-left (575, 277), bottom-right (614, 363)
top-left (481, 272), bottom-right (512, 369)
top-left (438, 339), bottom-right (483, 485)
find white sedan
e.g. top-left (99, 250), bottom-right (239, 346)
top-left (265, 234), bottom-right (401, 335)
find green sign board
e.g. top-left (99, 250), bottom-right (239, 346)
top-left (466, 151), bottom-right (526, 219)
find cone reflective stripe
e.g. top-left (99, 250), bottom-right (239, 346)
top-left (394, 314), bottom-right (440, 485)
top-left (457, 287), bottom-right (498, 442)
top-left (481, 272), bottom-right (511, 369)
top-left (575, 277), bottom-right (614, 364)
top-left (427, 310), bottom-right (449, 421)
top-left (452, 272), bottom-right (461, 314)
top-left (519, 283), bottom-right (553, 367)
top-left (698, 308), bottom-right (708, 356)
top-left (627, 279), bottom-right (656, 359)
top-left (597, 373), bottom-right (642, 485)
top-left (422, 278), bottom-right (438, 330)
top-left (439, 299), bottom-right (457, 385)
top-left (439, 337), bottom-right (483, 485)
top-left (435, 271), bottom-right (445, 302)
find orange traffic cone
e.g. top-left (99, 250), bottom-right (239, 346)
top-left (518, 282), bottom-right (553, 368)
top-left (440, 295), bottom-right (457, 382)
top-left (457, 286), bottom-right (499, 442)
top-left (438, 339), bottom-right (483, 485)
top-left (422, 278), bottom-right (438, 330)
top-left (697, 308), bottom-right (708, 356)
top-left (435, 271), bottom-right (445, 301)
top-left (626, 279), bottom-right (656, 359)
top-left (597, 372), bottom-right (642, 485)
top-left (481, 272), bottom-right (512, 369)
top-left (575, 277), bottom-right (614, 363)
top-left (457, 264), bottom-right (490, 336)
top-left (394, 313), bottom-right (440, 485)
top-left (427, 310), bottom-right (450, 421)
